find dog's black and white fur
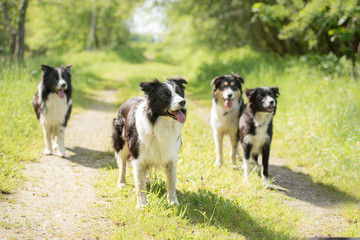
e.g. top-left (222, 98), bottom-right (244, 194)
top-left (112, 77), bottom-right (187, 208)
top-left (239, 87), bottom-right (280, 184)
top-left (210, 73), bottom-right (245, 167)
top-left (33, 64), bottom-right (73, 157)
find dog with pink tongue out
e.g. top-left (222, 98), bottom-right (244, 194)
top-left (33, 64), bottom-right (73, 157)
top-left (112, 77), bottom-right (187, 208)
top-left (210, 73), bottom-right (245, 168)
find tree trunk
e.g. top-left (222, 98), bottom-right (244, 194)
top-left (17, 0), bottom-right (29, 63)
top-left (1, 0), bottom-right (17, 61)
top-left (86, 0), bottom-right (99, 50)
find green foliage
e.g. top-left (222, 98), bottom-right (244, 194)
top-left (162, 0), bottom-right (360, 74)
top-left (25, 0), bottom-right (144, 54)
top-left (253, 0), bottom-right (360, 58)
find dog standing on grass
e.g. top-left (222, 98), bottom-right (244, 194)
top-left (112, 77), bottom-right (187, 208)
top-left (33, 64), bottom-right (73, 157)
top-left (210, 73), bottom-right (245, 167)
top-left (239, 87), bottom-right (280, 184)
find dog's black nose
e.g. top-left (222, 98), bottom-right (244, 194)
top-left (227, 94), bottom-right (233, 98)
top-left (61, 83), bottom-right (66, 88)
top-left (269, 100), bottom-right (275, 105)
top-left (179, 100), bottom-right (186, 107)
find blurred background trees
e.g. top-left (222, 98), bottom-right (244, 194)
top-left (0, 0), bottom-right (144, 58)
top-left (0, 0), bottom-right (29, 62)
top-left (0, 0), bottom-right (359, 76)
top-left (160, 0), bottom-right (359, 77)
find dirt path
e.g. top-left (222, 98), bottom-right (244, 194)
top-left (270, 156), bottom-right (349, 237)
top-left (193, 101), bottom-right (349, 237)
top-left (0, 90), bottom-right (119, 239)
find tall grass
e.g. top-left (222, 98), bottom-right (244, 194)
top-left (0, 65), bottom-right (41, 193)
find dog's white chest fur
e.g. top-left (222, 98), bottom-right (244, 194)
top-left (244, 112), bottom-right (273, 154)
top-left (210, 99), bottom-right (240, 133)
top-left (136, 102), bottom-right (183, 167)
top-left (40, 92), bottom-right (69, 126)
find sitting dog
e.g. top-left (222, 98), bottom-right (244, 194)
top-left (239, 87), bottom-right (280, 184)
top-left (33, 64), bottom-right (73, 157)
top-left (112, 77), bottom-right (187, 208)
top-left (210, 73), bottom-right (245, 167)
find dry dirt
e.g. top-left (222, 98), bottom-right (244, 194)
top-left (0, 90), bottom-right (119, 239)
top-left (0, 90), bottom-right (351, 239)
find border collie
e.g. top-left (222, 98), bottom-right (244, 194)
top-left (239, 87), bottom-right (280, 184)
top-left (210, 73), bottom-right (245, 167)
top-left (112, 77), bottom-right (187, 208)
top-left (33, 64), bottom-right (73, 157)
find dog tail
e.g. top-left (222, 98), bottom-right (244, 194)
top-left (112, 117), bottom-right (125, 152)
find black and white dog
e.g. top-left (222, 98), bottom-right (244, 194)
top-left (112, 77), bottom-right (187, 208)
top-left (239, 87), bottom-right (280, 184)
top-left (33, 64), bottom-right (73, 157)
top-left (210, 73), bottom-right (245, 167)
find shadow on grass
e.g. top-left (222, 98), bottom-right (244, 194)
top-left (270, 164), bottom-right (359, 206)
top-left (179, 189), bottom-right (292, 239)
top-left (66, 147), bottom-right (114, 169)
top-left (148, 178), bottom-right (291, 239)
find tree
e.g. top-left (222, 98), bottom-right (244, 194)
top-left (17, 0), bottom-right (28, 62)
top-left (0, 0), bottom-right (28, 62)
top-left (86, 0), bottom-right (99, 50)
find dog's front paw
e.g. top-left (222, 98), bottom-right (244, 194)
top-left (136, 202), bottom-right (147, 210)
top-left (52, 143), bottom-right (59, 150)
top-left (262, 178), bottom-right (271, 188)
top-left (43, 149), bottom-right (52, 155)
top-left (117, 182), bottom-right (126, 188)
top-left (213, 162), bottom-right (223, 167)
top-left (168, 197), bottom-right (180, 206)
top-left (57, 148), bottom-right (66, 158)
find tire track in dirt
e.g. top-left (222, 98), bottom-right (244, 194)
top-left (0, 90), bottom-right (119, 239)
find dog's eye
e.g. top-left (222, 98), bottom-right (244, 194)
top-left (164, 93), bottom-right (171, 99)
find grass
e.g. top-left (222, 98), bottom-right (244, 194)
top-left (1, 42), bottom-right (359, 237)
top-left (0, 65), bottom-right (41, 193)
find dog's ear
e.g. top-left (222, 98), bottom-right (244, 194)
top-left (210, 75), bottom-right (223, 87)
top-left (245, 88), bottom-right (257, 100)
top-left (271, 87), bottom-right (280, 97)
top-left (139, 79), bottom-right (161, 95)
top-left (231, 73), bottom-right (245, 84)
top-left (168, 76), bottom-right (188, 90)
top-left (41, 65), bottom-right (54, 74)
top-left (62, 64), bottom-right (73, 73)
top-left (211, 75), bottom-right (224, 95)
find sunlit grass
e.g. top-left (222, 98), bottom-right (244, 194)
top-left (0, 65), bottom-right (41, 193)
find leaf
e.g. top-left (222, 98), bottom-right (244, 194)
top-left (252, 3), bottom-right (264, 13)
top-left (338, 16), bottom-right (347, 25)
